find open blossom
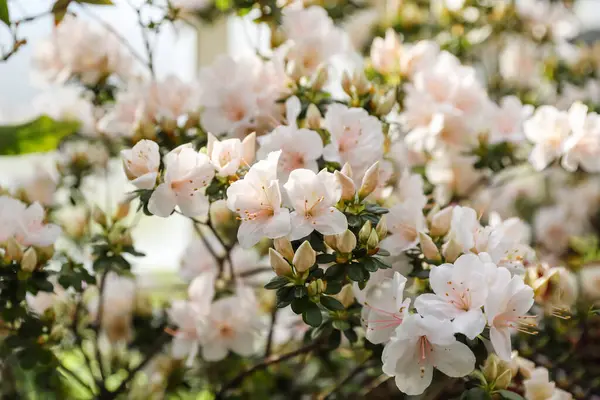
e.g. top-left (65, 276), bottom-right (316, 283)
top-left (370, 29), bottom-right (403, 75)
top-left (380, 201), bottom-right (426, 256)
top-left (148, 144), bottom-right (215, 218)
top-left (207, 132), bottom-right (256, 177)
top-left (19, 170), bottom-right (57, 206)
top-left (425, 152), bottom-right (482, 205)
top-left (382, 314), bottom-right (475, 395)
top-left (561, 102), bottom-right (600, 173)
top-left (415, 254), bottom-right (488, 339)
top-left (324, 104), bottom-right (384, 181)
top-left (121, 140), bottom-right (160, 190)
top-left (524, 106), bottom-right (571, 171)
top-left (363, 272), bottom-right (411, 344)
top-left (484, 268), bottom-right (535, 361)
top-left (524, 367), bottom-right (574, 400)
top-left (227, 151), bottom-right (290, 247)
top-left (0, 198), bottom-right (62, 247)
top-left (258, 97), bottom-right (324, 180)
top-left (499, 39), bottom-right (541, 88)
top-left (488, 96), bottom-right (534, 144)
top-left (284, 168), bottom-right (347, 240)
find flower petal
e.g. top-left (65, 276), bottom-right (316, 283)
top-left (148, 183), bottom-right (177, 217)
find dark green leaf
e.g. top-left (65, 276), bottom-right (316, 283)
top-left (324, 281), bottom-right (342, 295)
top-left (302, 303), bottom-right (323, 327)
top-left (332, 319), bottom-right (350, 331)
top-left (372, 257), bottom-right (390, 269)
top-left (0, 115), bottom-right (79, 155)
top-left (276, 286), bottom-right (295, 303)
top-left (324, 263), bottom-right (345, 279)
top-left (51, 0), bottom-right (72, 25)
top-left (461, 388), bottom-right (492, 400)
top-left (316, 253), bottom-right (336, 264)
top-left (343, 328), bottom-right (358, 343)
top-left (377, 249), bottom-right (390, 257)
top-left (327, 329), bottom-right (342, 349)
top-left (347, 215), bottom-right (361, 228)
top-left (264, 275), bottom-right (290, 290)
top-left (347, 263), bottom-right (366, 282)
top-left (320, 295), bottom-right (344, 311)
top-left (291, 296), bottom-right (310, 314)
top-left (0, 0), bottom-right (9, 26)
top-left (294, 285), bottom-right (307, 298)
top-left (496, 390), bottom-right (525, 400)
top-left (362, 258), bottom-right (377, 272)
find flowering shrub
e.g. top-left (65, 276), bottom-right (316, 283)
top-left (0, 0), bottom-right (599, 398)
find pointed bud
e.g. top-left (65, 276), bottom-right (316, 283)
top-left (312, 66), bottom-right (328, 91)
top-left (483, 354), bottom-right (500, 383)
top-left (242, 132), bottom-right (256, 165)
top-left (443, 238), bottom-right (462, 263)
top-left (429, 206), bottom-right (453, 237)
top-left (375, 90), bottom-right (396, 116)
top-left (269, 248), bottom-right (292, 277)
top-left (342, 70), bottom-right (353, 95)
top-left (274, 237), bottom-right (295, 262)
top-left (334, 170), bottom-right (356, 201)
top-left (306, 104), bottom-right (322, 130)
top-left (307, 278), bottom-right (326, 297)
top-left (358, 162), bottom-right (380, 200)
top-left (114, 201), bottom-right (130, 221)
top-left (21, 247), bottom-right (38, 273)
top-left (293, 241), bottom-right (316, 273)
top-left (334, 284), bottom-right (355, 308)
top-left (367, 230), bottom-right (379, 251)
top-left (287, 61), bottom-right (304, 81)
top-left (376, 216), bottom-right (388, 240)
top-left (494, 369), bottom-right (512, 390)
top-left (324, 235), bottom-right (338, 251)
top-left (5, 237), bottom-right (23, 262)
top-left (341, 163), bottom-right (353, 179)
top-left (36, 245), bottom-right (55, 263)
top-left (419, 233), bottom-right (441, 262)
top-left (92, 206), bottom-right (107, 227)
top-left (358, 220), bottom-right (372, 244)
top-left (337, 230), bottom-right (357, 253)
top-left (353, 70), bottom-right (371, 95)
top-left (206, 132), bottom-right (218, 158)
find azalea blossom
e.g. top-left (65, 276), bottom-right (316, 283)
top-left (121, 140), bottom-right (160, 190)
top-left (425, 152), bottom-right (482, 205)
top-left (380, 201), bottom-right (426, 256)
top-left (363, 272), bottom-right (411, 344)
top-left (227, 151), bottom-right (291, 247)
top-left (561, 103), bottom-right (600, 173)
top-left (19, 169), bottom-right (57, 206)
top-left (283, 168), bottom-right (347, 240)
top-left (524, 106), bottom-right (571, 171)
top-left (207, 132), bottom-right (256, 177)
top-left (370, 28), bottom-right (403, 75)
top-left (148, 144), bottom-right (215, 218)
top-left (488, 96), bottom-right (534, 144)
top-left (524, 367), bottom-right (574, 400)
top-left (415, 254), bottom-right (488, 339)
top-left (13, 202), bottom-right (62, 247)
top-left (484, 268), bottom-right (535, 361)
top-left (382, 314), bottom-right (476, 395)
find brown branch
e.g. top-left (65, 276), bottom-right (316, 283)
top-left (264, 306), bottom-right (278, 358)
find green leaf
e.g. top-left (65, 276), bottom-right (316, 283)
top-left (76, 0), bottom-right (114, 4)
top-left (343, 328), bottom-right (358, 343)
top-left (291, 297), bottom-right (310, 314)
top-left (51, 0), bottom-right (72, 24)
top-left (362, 258), bottom-right (378, 272)
top-left (264, 275), bottom-right (290, 290)
top-left (332, 319), bottom-right (350, 331)
top-left (320, 295), bottom-right (344, 311)
top-left (302, 303), bottom-right (323, 327)
top-left (294, 285), bottom-right (307, 298)
top-left (496, 390), bottom-right (525, 400)
top-left (347, 263), bottom-right (366, 282)
top-left (324, 263), bottom-right (345, 279)
top-left (0, 0), bottom-right (9, 26)
top-left (324, 281), bottom-right (342, 295)
top-left (0, 115), bottom-right (79, 155)
top-left (316, 253), bottom-right (336, 264)
top-left (461, 388), bottom-right (492, 400)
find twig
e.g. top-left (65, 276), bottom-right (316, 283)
top-left (264, 307), bottom-right (278, 358)
top-left (125, 0), bottom-right (155, 77)
top-left (216, 341), bottom-right (323, 399)
top-left (58, 362), bottom-right (95, 397)
top-left (238, 266), bottom-right (272, 278)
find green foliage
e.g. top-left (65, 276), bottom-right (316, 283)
top-left (496, 390), bottom-right (525, 400)
top-left (0, 0), bottom-right (9, 26)
top-left (0, 115), bottom-right (80, 156)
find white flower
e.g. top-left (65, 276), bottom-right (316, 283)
top-left (98, 84), bottom-right (149, 138)
top-left (425, 152), bottom-right (482, 205)
top-left (15, 202), bottom-right (62, 247)
top-left (415, 254), bottom-right (488, 339)
top-left (258, 97), bottom-right (324, 180)
top-left (284, 168), bottom-right (347, 240)
top-left (400, 40), bottom-right (440, 78)
top-left (207, 132), bottom-right (256, 177)
top-left (323, 104), bottom-right (384, 181)
top-left (499, 38), bottom-right (541, 88)
top-left (445, 205), bottom-right (480, 253)
top-left (382, 314), bottom-right (475, 395)
top-left (524, 106), bottom-right (571, 170)
top-left (363, 272), bottom-right (411, 344)
top-left (380, 201), bottom-right (426, 256)
top-left (534, 206), bottom-right (576, 254)
top-left (0, 197), bottom-right (26, 242)
top-left (395, 170), bottom-right (428, 210)
top-left (484, 268), bottom-right (535, 361)
top-left (171, 0), bottom-right (210, 11)
top-left (489, 96), bottom-right (534, 144)
top-left (148, 144), bottom-right (215, 218)
top-left (370, 29), bottom-right (403, 75)
top-left (19, 170), bottom-right (57, 206)
top-left (227, 151), bottom-right (291, 247)
top-left (121, 140), bottom-right (160, 190)
top-left (561, 103), bottom-right (600, 173)
top-left (524, 367), bottom-right (574, 400)
top-left (579, 264), bottom-right (600, 300)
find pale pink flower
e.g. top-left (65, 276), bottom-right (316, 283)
top-left (489, 96), bottom-right (534, 144)
top-left (121, 140), bottom-right (160, 190)
top-left (207, 132), bottom-right (256, 177)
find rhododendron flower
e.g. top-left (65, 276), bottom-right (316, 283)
top-left (489, 96), bottom-right (534, 144)
top-left (561, 102), bottom-right (600, 173)
top-left (382, 314), bottom-right (475, 395)
top-left (0, 196), bottom-right (27, 242)
top-left (258, 97), bottom-right (324, 180)
top-left (148, 144), bottom-right (215, 218)
top-left (425, 152), bottom-right (482, 205)
top-left (284, 168), bottom-right (347, 240)
top-left (415, 254), bottom-right (488, 339)
top-left (380, 201), bottom-right (426, 256)
top-left (370, 29), bottom-right (403, 75)
top-left (524, 106), bottom-right (571, 170)
top-left (15, 202), bottom-right (62, 247)
top-left (524, 367), bottom-right (573, 400)
top-left (323, 104), bottom-right (384, 181)
top-left (484, 268), bottom-right (535, 361)
top-left (499, 39), bottom-right (541, 88)
top-left (207, 132), bottom-right (256, 177)
top-left (121, 140), bottom-right (160, 190)
top-left (227, 151), bottom-right (291, 247)
top-left (364, 272), bottom-right (411, 344)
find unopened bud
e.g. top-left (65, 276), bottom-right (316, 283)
top-left (5, 237), bottom-right (23, 262)
top-left (242, 132), bottom-right (256, 165)
top-left (443, 238), bottom-right (462, 263)
top-left (306, 104), bottom-right (322, 130)
top-left (287, 61), bottom-right (304, 81)
top-left (341, 163), bottom-right (353, 179)
top-left (429, 206), bottom-right (453, 237)
top-left (353, 70), bottom-right (371, 95)
top-left (334, 284), bottom-right (355, 308)
top-left (324, 235), bottom-right (338, 251)
top-left (376, 216), bottom-right (388, 240)
top-left (36, 245), bottom-right (55, 263)
top-left (114, 201), bottom-right (130, 221)
top-left (337, 230), bottom-right (357, 253)
top-left (375, 90), bottom-right (396, 116)
top-left (274, 237), bottom-right (294, 262)
top-left (358, 220), bottom-right (372, 244)
top-left (367, 230), bottom-right (379, 251)
top-left (269, 248), bottom-right (292, 277)
top-left (358, 162), bottom-right (380, 200)
top-left (341, 70), bottom-right (352, 95)
top-left (419, 233), bottom-right (441, 262)
top-left (308, 278), bottom-right (326, 296)
top-left (293, 241), bottom-right (316, 273)
top-left (494, 369), bottom-right (512, 390)
top-left (92, 206), bottom-right (107, 227)
top-left (21, 247), bottom-right (38, 273)
top-left (483, 354), bottom-right (500, 383)
top-left (334, 170), bottom-right (356, 201)
top-left (312, 66), bottom-right (329, 91)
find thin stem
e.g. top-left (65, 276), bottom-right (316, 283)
top-left (216, 341), bottom-right (323, 399)
top-left (238, 266), bottom-right (272, 278)
top-left (125, 0), bottom-right (155, 77)
top-left (264, 307), bottom-right (278, 358)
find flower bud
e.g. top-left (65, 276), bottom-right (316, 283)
top-left (334, 284), bottom-right (355, 308)
top-left (419, 233), bottom-right (441, 262)
top-left (442, 238), bottom-right (462, 263)
top-left (375, 216), bottom-right (388, 240)
top-left (358, 162), bottom-right (380, 200)
top-left (269, 248), bottom-right (293, 277)
top-left (311, 66), bottom-right (329, 91)
top-left (308, 279), bottom-right (326, 296)
top-left (293, 241), bottom-right (316, 273)
top-left (358, 220), bottom-right (372, 244)
top-left (334, 170), bottom-right (356, 201)
top-left (341, 163), bottom-right (353, 179)
top-left (341, 70), bottom-right (353, 95)
top-left (242, 132), bottom-right (256, 165)
top-left (429, 206), bottom-right (453, 237)
top-left (483, 354), bottom-right (499, 383)
top-left (287, 61), bottom-right (304, 81)
top-left (306, 104), bottom-right (322, 130)
top-left (114, 201), bottom-right (130, 221)
top-left (375, 90), bottom-right (396, 116)
top-left (337, 230), bottom-right (357, 253)
top-left (367, 230), bottom-right (379, 251)
top-left (494, 369), bottom-right (512, 390)
top-left (92, 206), bottom-right (107, 227)
top-left (21, 247), bottom-right (38, 273)
top-left (353, 70), bottom-right (371, 95)
top-left (5, 237), bottom-right (23, 262)
top-left (274, 237), bottom-right (295, 262)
